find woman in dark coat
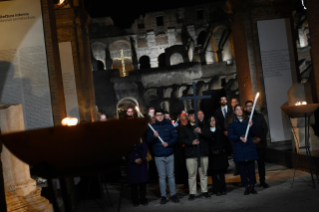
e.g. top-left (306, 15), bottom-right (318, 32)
top-left (228, 105), bottom-right (258, 195)
top-left (126, 139), bottom-right (149, 207)
top-left (201, 116), bottom-right (229, 196)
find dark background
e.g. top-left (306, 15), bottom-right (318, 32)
top-left (83, 0), bottom-right (221, 28)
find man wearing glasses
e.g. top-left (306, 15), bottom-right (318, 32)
top-left (245, 101), bottom-right (270, 188)
top-left (147, 109), bottom-right (179, 204)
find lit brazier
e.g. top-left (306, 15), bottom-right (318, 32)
top-left (0, 108), bottom-right (148, 212)
top-left (287, 83), bottom-right (319, 153)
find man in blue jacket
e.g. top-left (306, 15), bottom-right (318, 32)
top-left (147, 109), bottom-right (179, 204)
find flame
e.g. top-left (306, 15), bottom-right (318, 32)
top-left (61, 117), bottom-right (78, 126)
top-left (58, 0), bottom-right (65, 5)
top-left (255, 92), bottom-right (260, 101)
top-left (295, 101), bottom-right (307, 106)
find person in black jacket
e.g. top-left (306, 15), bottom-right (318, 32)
top-left (201, 116), bottom-right (229, 196)
top-left (180, 110), bottom-right (210, 200)
top-left (245, 101), bottom-right (270, 188)
top-left (223, 98), bottom-right (240, 176)
top-left (214, 96), bottom-right (228, 131)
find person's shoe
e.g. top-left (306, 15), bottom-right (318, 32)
top-left (259, 182), bottom-right (270, 188)
top-left (216, 192), bottom-right (221, 196)
top-left (244, 186), bottom-right (250, 195)
top-left (202, 192), bottom-right (211, 198)
top-left (141, 198), bottom-right (148, 206)
top-left (222, 191), bottom-right (227, 195)
top-left (170, 195), bottom-right (180, 203)
top-left (160, 196), bottom-right (168, 204)
top-left (188, 194), bottom-right (195, 201)
top-left (249, 185), bottom-right (258, 194)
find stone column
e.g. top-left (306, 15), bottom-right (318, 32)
top-left (55, 3), bottom-right (96, 122)
top-left (0, 104), bottom-right (52, 212)
top-left (230, 8), bottom-right (253, 105)
top-left (305, 0), bottom-right (319, 103)
top-left (305, 0), bottom-right (319, 135)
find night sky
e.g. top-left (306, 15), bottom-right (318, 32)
top-left (83, 0), bottom-right (221, 28)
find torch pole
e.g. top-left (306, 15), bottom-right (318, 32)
top-left (244, 92), bottom-right (260, 140)
top-left (135, 107), bottom-right (164, 143)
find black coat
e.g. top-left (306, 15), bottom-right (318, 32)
top-left (214, 108), bottom-right (226, 131)
top-left (247, 112), bottom-right (268, 149)
top-left (214, 108), bottom-right (233, 154)
top-left (201, 126), bottom-right (229, 171)
top-left (179, 123), bottom-right (209, 158)
top-left (224, 110), bottom-right (234, 132)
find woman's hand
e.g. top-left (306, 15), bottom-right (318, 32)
top-left (248, 120), bottom-right (253, 127)
top-left (135, 158), bottom-right (142, 164)
top-left (240, 137), bottom-right (247, 143)
top-left (192, 139), bottom-right (200, 145)
top-left (194, 127), bottom-right (202, 134)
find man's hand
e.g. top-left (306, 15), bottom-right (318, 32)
top-left (194, 127), bottom-right (202, 134)
top-left (224, 131), bottom-right (228, 137)
top-left (135, 158), bottom-right (142, 164)
top-left (192, 139), bottom-right (200, 145)
top-left (240, 137), bottom-right (247, 143)
top-left (248, 120), bottom-right (253, 127)
top-left (154, 131), bottom-right (159, 138)
top-left (253, 137), bottom-right (261, 144)
top-left (162, 142), bottom-right (169, 147)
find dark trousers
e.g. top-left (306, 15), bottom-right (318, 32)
top-left (257, 148), bottom-right (266, 183)
top-left (212, 169), bottom-right (226, 192)
top-left (237, 160), bottom-right (256, 186)
top-left (130, 182), bottom-right (146, 203)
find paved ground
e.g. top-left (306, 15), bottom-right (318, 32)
top-left (74, 161), bottom-right (319, 212)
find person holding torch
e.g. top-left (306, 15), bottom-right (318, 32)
top-left (146, 109), bottom-right (180, 204)
top-left (227, 104), bottom-right (258, 195)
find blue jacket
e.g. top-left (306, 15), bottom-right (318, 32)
top-left (228, 117), bottom-right (258, 162)
top-left (147, 119), bottom-right (178, 157)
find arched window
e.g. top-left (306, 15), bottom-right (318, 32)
top-left (97, 60), bottom-right (105, 70)
top-left (158, 53), bottom-right (166, 67)
top-left (170, 53), bottom-right (183, 66)
top-left (197, 31), bottom-right (207, 47)
top-left (139, 56), bottom-right (151, 70)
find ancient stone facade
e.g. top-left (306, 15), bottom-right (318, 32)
top-left (89, 2), bottom-right (234, 71)
top-left (90, 2), bottom-right (238, 119)
top-left (91, 0), bottom-right (316, 145)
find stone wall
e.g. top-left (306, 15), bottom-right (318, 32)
top-left (93, 62), bottom-right (238, 119)
top-left (89, 2), bottom-right (234, 71)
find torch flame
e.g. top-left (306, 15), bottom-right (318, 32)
top-left (295, 101), bottom-right (307, 106)
top-left (255, 92), bottom-right (260, 101)
top-left (61, 117), bottom-right (78, 126)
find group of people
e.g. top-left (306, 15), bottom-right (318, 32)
top-left (124, 96), bottom-right (269, 207)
